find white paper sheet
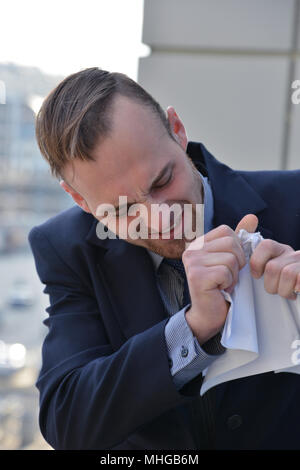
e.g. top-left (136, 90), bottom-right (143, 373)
top-left (200, 229), bottom-right (300, 396)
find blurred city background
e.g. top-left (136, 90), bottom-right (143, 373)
top-left (0, 0), bottom-right (299, 450)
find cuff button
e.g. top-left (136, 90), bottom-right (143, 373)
top-left (181, 345), bottom-right (189, 358)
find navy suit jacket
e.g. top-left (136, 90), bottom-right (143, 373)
top-left (28, 141), bottom-right (300, 450)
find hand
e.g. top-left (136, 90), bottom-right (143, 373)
top-left (183, 214), bottom-right (258, 345)
top-left (249, 239), bottom-right (300, 300)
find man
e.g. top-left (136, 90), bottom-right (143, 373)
top-left (29, 67), bottom-right (300, 450)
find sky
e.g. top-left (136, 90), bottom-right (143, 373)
top-left (0, 0), bottom-right (149, 80)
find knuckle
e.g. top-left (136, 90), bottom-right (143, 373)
top-left (227, 253), bottom-right (238, 271)
top-left (226, 269), bottom-right (234, 285)
top-left (219, 224), bottom-right (233, 236)
top-left (220, 264), bottom-right (231, 280)
top-left (264, 281), bottom-right (276, 295)
top-left (224, 236), bottom-right (236, 250)
top-left (182, 249), bottom-right (194, 264)
top-left (288, 252), bottom-right (300, 264)
top-left (265, 260), bottom-right (279, 276)
top-left (281, 265), bottom-right (296, 280)
top-left (261, 238), bottom-right (275, 251)
top-left (282, 243), bottom-right (294, 253)
top-left (249, 256), bottom-right (259, 272)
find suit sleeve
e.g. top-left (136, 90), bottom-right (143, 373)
top-left (28, 226), bottom-right (199, 450)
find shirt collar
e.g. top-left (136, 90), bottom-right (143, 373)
top-left (147, 170), bottom-right (214, 271)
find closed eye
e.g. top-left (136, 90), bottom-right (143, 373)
top-left (153, 171), bottom-right (173, 190)
top-left (116, 169), bottom-right (174, 217)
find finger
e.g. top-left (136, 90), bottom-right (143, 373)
top-left (191, 252), bottom-right (240, 288)
top-left (250, 239), bottom-right (291, 278)
top-left (262, 256), bottom-right (287, 294)
top-left (186, 224), bottom-right (237, 252)
top-left (262, 253), bottom-right (300, 294)
top-left (203, 236), bottom-right (246, 270)
top-left (235, 214), bottom-right (258, 234)
top-left (185, 234), bottom-right (205, 251)
top-left (201, 224), bottom-right (238, 244)
top-left (277, 263), bottom-right (300, 299)
top-left (188, 264), bottom-right (234, 292)
top-left (187, 224), bottom-right (242, 254)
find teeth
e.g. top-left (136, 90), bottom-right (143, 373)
top-left (160, 223), bottom-right (176, 234)
top-left (160, 215), bottom-right (182, 234)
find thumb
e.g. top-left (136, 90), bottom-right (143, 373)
top-left (235, 213), bottom-right (258, 234)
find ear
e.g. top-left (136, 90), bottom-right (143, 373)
top-left (60, 180), bottom-right (91, 213)
top-left (166, 106), bottom-right (188, 150)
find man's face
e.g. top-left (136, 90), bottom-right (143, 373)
top-left (62, 94), bottom-right (204, 259)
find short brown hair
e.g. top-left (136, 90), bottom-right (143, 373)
top-left (35, 67), bottom-right (173, 179)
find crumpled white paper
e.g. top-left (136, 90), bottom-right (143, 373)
top-left (200, 229), bottom-right (300, 396)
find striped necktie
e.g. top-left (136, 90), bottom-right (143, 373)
top-left (163, 258), bottom-right (191, 307)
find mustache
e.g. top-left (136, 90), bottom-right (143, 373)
top-left (133, 200), bottom-right (198, 235)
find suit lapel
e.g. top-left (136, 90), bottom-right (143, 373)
top-left (86, 222), bottom-right (168, 340)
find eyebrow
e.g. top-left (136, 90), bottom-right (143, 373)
top-left (113, 161), bottom-right (174, 214)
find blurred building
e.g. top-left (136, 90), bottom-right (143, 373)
top-left (0, 64), bottom-right (73, 253)
top-left (0, 64), bottom-right (69, 450)
top-left (138, 0), bottom-right (300, 171)
top-left (0, 94), bottom-right (42, 177)
top-left (0, 63), bottom-right (63, 177)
